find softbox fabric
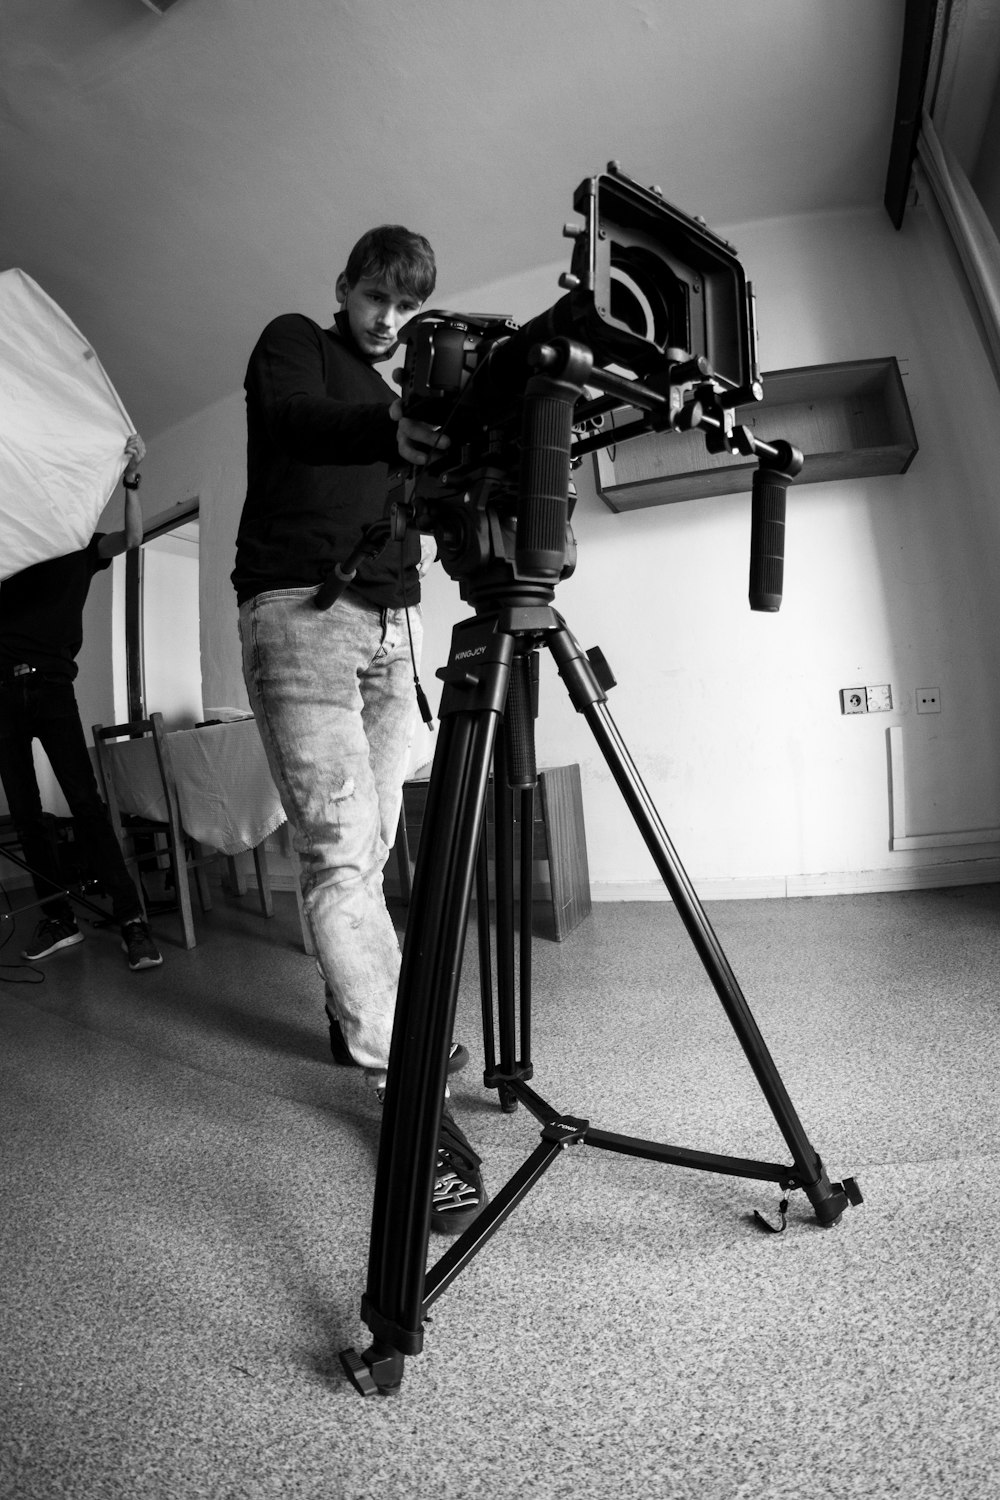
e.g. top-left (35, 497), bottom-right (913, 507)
top-left (0, 268), bottom-right (134, 582)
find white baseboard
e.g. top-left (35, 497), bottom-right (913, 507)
top-left (245, 858), bottom-right (1000, 904)
top-left (8, 855), bottom-right (996, 908)
top-left (592, 857), bottom-right (1000, 902)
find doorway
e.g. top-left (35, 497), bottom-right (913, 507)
top-left (125, 501), bottom-right (201, 728)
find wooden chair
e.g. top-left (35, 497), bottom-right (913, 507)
top-left (92, 712), bottom-right (215, 949)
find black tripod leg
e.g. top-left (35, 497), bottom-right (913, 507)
top-left (509, 650), bottom-right (538, 1078)
top-left (547, 623), bottom-right (851, 1227)
top-left (342, 618), bottom-right (513, 1393)
top-left (483, 646), bottom-right (539, 1111)
top-left (491, 736), bottom-right (520, 1112)
top-left (476, 810), bottom-right (501, 1098)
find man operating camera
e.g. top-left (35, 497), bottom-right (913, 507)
top-left (232, 225), bottom-right (487, 1234)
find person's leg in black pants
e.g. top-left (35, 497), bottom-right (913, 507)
top-left (27, 675), bottom-right (145, 925)
top-left (0, 673), bottom-right (160, 969)
top-left (0, 676), bottom-right (76, 928)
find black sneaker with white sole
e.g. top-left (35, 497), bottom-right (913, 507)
top-left (324, 1000), bottom-right (469, 1074)
top-left (22, 915), bottom-right (84, 961)
top-left (371, 1094), bottom-right (488, 1234)
top-left (120, 919), bottom-right (163, 971)
top-left (431, 1109), bottom-right (488, 1235)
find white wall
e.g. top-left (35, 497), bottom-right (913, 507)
top-left (131, 200), bottom-right (1000, 899)
top-left (128, 392), bottom-right (248, 714)
top-left (142, 534), bottom-right (202, 729)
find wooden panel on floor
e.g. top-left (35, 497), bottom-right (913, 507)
top-left (397, 763), bottom-right (592, 941)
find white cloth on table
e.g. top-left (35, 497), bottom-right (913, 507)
top-left (100, 719), bottom-right (286, 856)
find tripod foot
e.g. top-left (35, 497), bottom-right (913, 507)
top-left (339, 1341), bottom-right (405, 1396)
top-left (755, 1173), bottom-right (862, 1233)
top-left (806, 1173), bottom-right (864, 1227)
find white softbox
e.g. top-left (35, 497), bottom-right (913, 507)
top-left (0, 268), bottom-right (134, 582)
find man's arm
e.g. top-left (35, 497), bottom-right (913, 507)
top-left (98, 434), bottom-right (146, 559)
top-left (251, 314), bottom-right (401, 466)
top-left (251, 315), bottom-right (450, 469)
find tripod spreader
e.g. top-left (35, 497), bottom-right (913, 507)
top-left (0, 842), bottom-right (117, 926)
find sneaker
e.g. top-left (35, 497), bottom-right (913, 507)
top-left (22, 915), bottom-right (84, 961)
top-left (121, 919), bottom-right (163, 971)
top-left (324, 1001), bottom-right (468, 1073)
top-left (370, 1097), bottom-right (485, 1231)
top-left (324, 1002), bottom-right (356, 1065)
top-left (375, 1082), bottom-right (451, 1102)
top-left (431, 1109), bottom-right (488, 1236)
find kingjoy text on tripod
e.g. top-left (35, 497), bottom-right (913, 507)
top-left (329, 162), bottom-right (861, 1397)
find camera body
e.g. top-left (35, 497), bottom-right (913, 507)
top-left (398, 312), bottom-right (519, 428)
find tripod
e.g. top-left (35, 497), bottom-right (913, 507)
top-left (339, 341), bottom-right (862, 1396)
top-left (0, 839), bottom-right (118, 932)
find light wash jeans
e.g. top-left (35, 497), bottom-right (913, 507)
top-left (239, 587), bottom-right (420, 1090)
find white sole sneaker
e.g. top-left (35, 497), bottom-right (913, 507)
top-left (22, 928), bottom-right (84, 961)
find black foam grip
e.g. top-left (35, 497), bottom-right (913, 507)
top-left (516, 390), bottom-right (573, 579)
top-left (503, 655), bottom-right (537, 789)
top-left (749, 469), bottom-right (788, 612)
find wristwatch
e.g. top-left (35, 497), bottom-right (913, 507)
top-left (123, 472), bottom-right (142, 490)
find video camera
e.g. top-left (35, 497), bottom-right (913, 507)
top-left (400, 160), bottom-right (761, 428)
top-left (317, 163), bottom-right (800, 614)
top-left (395, 162), bottom-right (799, 612)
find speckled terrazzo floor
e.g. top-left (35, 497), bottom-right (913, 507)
top-left (1, 881), bottom-right (998, 1500)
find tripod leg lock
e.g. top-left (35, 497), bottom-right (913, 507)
top-left (838, 1176), bottom-right (864, 1207)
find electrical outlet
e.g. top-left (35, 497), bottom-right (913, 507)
top-left (840, 687), bottom-right (867, 715)
top-left (916, 687), bottom-right (941, 714)
top-left (866, 684), bottom-right (893, 713)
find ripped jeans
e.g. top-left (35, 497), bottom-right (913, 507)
top-left (238, 587), bottom-right (420, 1090)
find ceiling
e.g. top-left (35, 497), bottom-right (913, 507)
top-left (0, 0), bottom-right (913, 441)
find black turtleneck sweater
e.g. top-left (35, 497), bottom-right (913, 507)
top-left (231, 310), bottom-right (420, 608)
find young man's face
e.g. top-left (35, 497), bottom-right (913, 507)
top-left (336, 274), bottom-right (422, 360)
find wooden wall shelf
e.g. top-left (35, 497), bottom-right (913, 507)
top-left (593, 357), bottom-right (918, 511)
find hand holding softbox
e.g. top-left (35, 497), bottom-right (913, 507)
top-left (0, 268), bottom-right (134, 581)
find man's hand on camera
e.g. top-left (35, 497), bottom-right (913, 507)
top-left (418, 533), bottom-right (437, 578)
top-left (390, 398), bottom-right (449, 467)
